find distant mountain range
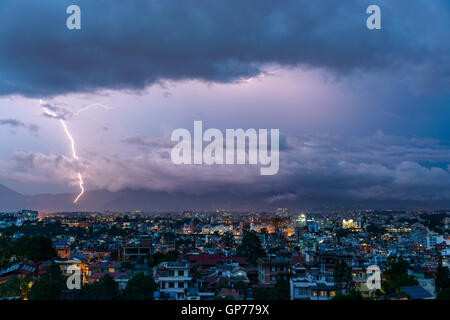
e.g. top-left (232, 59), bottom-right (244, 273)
top-left (0, 184), bottom-right (280, 213)
top-left (0, 184), bottom-right (449, 213)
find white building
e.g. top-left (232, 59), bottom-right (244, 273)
top-left (154, 261), bottom-right (192, 300)
top-left (290, 273), bottom-right (336, 300)
top-left (426, 233), bottom-right (444, 250)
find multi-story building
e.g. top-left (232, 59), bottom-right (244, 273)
top-left (426, 233), bottom-right (444, 250)
top-left (55, 258), bottom-right (89, 285)
top-left (154, 261), bottom-right (192, 300)
top-left (15, 210), bottom-right (38, 221)
top-left (54, 241), bottom-right (71, 259)
top-left (121, 236), bottom-right (153, 261)
top-left (257, 255), bottom-right (290, 285)
top-left (276, 208), bottom-right (289, 217)
top-left (342, 219), bottom-right (360, 229)
top-left (290, 274), bottom-right (336, 300)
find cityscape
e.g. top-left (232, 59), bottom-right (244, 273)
top-left (0, 0), bottom-right (449, 310)
top-left (0, 208), bottom-right (448, 300)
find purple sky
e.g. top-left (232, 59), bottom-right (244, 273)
top-left (0, 0), bottom-right (449, 209)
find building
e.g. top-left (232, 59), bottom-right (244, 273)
top-left (342, 219), bottom-right (360, 229)
top-left (257, 255), bottom-right (290, 285)
top-left (55, 258), bottom-right (88, 285)
top-left (54, 242), bottom-right (71, 259)
top-left (290, 274), bottom-right (336, 300)
top-left (154, 261), bottom-right (192, 300)
top-left (15, 210), bottom-right (38, 221)
top-left (276, 208), bottom-right (289, 217)
top-left (121, 236), bottom-right (153, 261)
top-left (296, 214), bottom-right (307, 228)
top-left (88, 260), bottom-right (121, 274)
top-left (307, 220), bottom-right (318, 233)
top-left (426, 233), bottom-right (444, 250)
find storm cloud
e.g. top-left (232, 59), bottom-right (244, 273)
top-left (0, 0), bottom-right (448, 97)
top-left (0, 118), bottom-right (39, 135)
top-left (3, 132), bottom-right (450, 208)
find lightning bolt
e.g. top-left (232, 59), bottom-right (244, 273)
top-left (74, 103), bottom-right (109, 116)
top-left (40, 99), bottom-right (85, 204)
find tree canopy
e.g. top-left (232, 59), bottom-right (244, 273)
top-left (123, 272), bottom-right (157, 300)
top-left (236, 231), bottom-right (265, 264)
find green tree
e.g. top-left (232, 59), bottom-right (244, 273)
top-left (0, 276), bottom-right (31, 298)
top-left (123, 272), bottom-right (157, 300)
top-left (251, 278), bottom-right (290, 300)
top-left (147, 250), bottom-right (179, 267)
top-left (29, 263), bottom-right (65, 300)
top-left (333, 260), bottom-right (354, 294)
top-left (252, 287), bottom-right (271, 300)
top-left (221, 232), bottom-right (236, 251)
top-left (7, 236), bottom-right (56, 262)
top-left (382, 256), bottom-right (418, 294)
top-left (270, 278), bottom-right (290, 300)
top-left (436, 259), bottom-right (450, 291)
top-left (437, 287), bottom-right (450, 300)
top-left (79, 274), bottom-right (119, 300)
top-left (366, 224), bottom-right (386, 235)
top-left (333, 290), bottom-right (363, 300)
top-left (236, 231), bottom-right (265, 264)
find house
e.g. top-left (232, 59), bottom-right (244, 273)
top-left (88, 260), bottom-right (121, 274)
top-left (290, 274), bottom-right (336, 300)
top-left (185, 287), bottom-right (215, 300)
top-left (55, 258), bottom-right (88, 284)
top-left (257, 255), bottom-right (290, 285)
top-left (121, 236), bottom-right (153, 261)
top-left (0, 260), bottom-right (37, 284)
top-left (154, 261), bottom-right (192, 300)
top-left (54, 242), bottom-right (71, 259)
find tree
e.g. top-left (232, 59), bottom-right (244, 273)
top-left (236, 231), bottom-right (265, 265)
top-left (79, 274), bottom-right (119, 300)
top-left (147, 250), bottom-right (179, 267)
top-left (382, 256), bottom-right (418, 294)
top-left (437, 287), bottom-right (450, 300)
top-left (251, 278), bottom-right (290, 300)
top-left (0, 276), bottom-right (31, 298)
top-left (436, 259), bottom-right (450, 291)
top-left (221, 232), bottom-right (236, 251)
top-left (123, 272), bottom-right (157, 300)
top-left (333, 290), bottom-right (363, 300)
top-left (252, 287), bottom-right (271, 300)
top-left (8, 236), bottom-right (56, 262)
top-left (333, 260), bottom-right (354, 294)
top-left (271, 278), bottom-right (290, 300)
top-left (29, 263), bottom-right (65, 300)
top-left (366, 224), bottom-right (386, 235)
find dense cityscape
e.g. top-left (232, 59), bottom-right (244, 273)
top-left (0, 208), bottom-right (449, 300)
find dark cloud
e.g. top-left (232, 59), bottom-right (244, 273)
top-left (3, 132), bottom-right (450, 208)
top-left (0, 118), bottom-right (39, 135)
top-left (122, 135), bottom-right (175, 149)
top-left (0, 0), bottom-right (448, 97)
